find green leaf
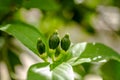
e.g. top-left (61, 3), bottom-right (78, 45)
top-left (0, 22), bottom-right (46, 55)
top-left (52, 63), bottom-right (74, 80)
top-left (27, 62), bottom-right (74, 80)
top-left (23, 0), bottom-right (59, 11)
top-left (27, 62), bottom-right (51, 80)
top-left (67, 42), bottom-right (120, 66)
top-left (100, 59), bottom-right (120, 80)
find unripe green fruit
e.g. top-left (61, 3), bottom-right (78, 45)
top-left (61, 34), bottom-right (71, 51)
top-left (37, 39), bottom-right (45, 54)
top-left (49, 31), bottom-right (60, 49)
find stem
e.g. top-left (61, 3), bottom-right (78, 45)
top-left (51, 53), bottom-right (55, 62)
top-left (39, 53), bottom-right (48, 62)
top-left (56, 50), bottom-right (66, 61)
top-left (49, 49), bottom-right (55, 62)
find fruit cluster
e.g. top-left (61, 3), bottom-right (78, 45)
top-left (37, 31), bottom-right (71, 60)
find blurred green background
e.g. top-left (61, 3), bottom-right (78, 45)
top-left (0, 0), bottom-right (120, 80)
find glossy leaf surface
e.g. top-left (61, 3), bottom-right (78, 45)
top-left (27, 62), bottom-right (74, 80)
top-left (27, 62), bottom-right (51, 80)
top-left (52, 63), bottom-right (74, 80)
top-left (67, 42), bottom-right (120, 65)
top-left (0, 22), bottom-right (46, 55)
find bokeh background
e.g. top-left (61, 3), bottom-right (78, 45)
top-left (0, 0), bottom-right (120, 80)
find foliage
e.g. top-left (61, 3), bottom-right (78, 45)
top-left (0, 0), bottom-right (120, 80)
top-left (1, 22), bottom-right (120, 80)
